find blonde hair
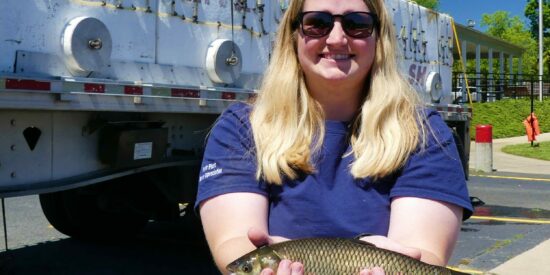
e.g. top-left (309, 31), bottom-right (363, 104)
top-left (250, 0), bottom-right (426, 184)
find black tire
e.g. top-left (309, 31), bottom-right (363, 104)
top-left (451, 128), bottom-right (469, 180)
top-left (39, 176), bottom-right (151, 240)
top-left (39, 191), bottom-right (79, 237)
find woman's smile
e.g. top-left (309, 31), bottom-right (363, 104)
top-left (319, 53), bottom-right (356, 61)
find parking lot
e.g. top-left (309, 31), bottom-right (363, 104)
top-left (1, 172), bottom-right (549, 274)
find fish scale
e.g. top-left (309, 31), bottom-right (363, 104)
top-left (273, 238), bottom-right (433, 274)
top-left (227, 238), bottom-right (470, 275)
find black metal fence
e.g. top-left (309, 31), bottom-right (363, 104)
top-left (451, 72), bottom-right (550, 103)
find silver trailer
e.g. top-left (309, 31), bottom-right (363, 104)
top-left (0, 0), bottom-right (470, 239)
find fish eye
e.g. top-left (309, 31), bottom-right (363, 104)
top-left (242, 263), bottom-right (252, 273)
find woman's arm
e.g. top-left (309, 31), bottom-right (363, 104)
top-left (358, 197), bottom-right (462, 275)
top-left (199, 192), bottom-right (271, 274)
top-left (386, 197), bottom-right (463, 265)
top-left (201, 195), bottom-right (461, 273)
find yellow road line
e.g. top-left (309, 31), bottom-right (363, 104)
top-left (471, 174), bottom-right (550, 182)
top-left (447, 266), bottom-right (485, 274)
top-left (471, 216), bottom-right (550, 224)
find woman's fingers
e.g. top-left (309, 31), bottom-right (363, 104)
top-left (395, 246), bottom-right (422, 260)
top-left (290, 262), bottom-right (304, 275)
top-left (247, 227), bottom-right (290, 248)
top-left (260, 260), bottom-right (303, 275)
top-left (247, 227), bottom-right (271, 247)
top-left (277, 260), bottom-right (291, 274)
top-left (275, 260), bottom-right (303, 275)
top-left (359, 267), bottom-right (385, 275)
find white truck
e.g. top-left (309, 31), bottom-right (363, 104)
top-left (0, 0), bottom-right (471, 239)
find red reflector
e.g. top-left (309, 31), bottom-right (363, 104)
top-left (84, 83), bottom-right (105, 93)
top-left (436, 107), bottom-right (444, 112)
top-left (221, 92), bottom-right (236, 100)
top-left (6, 79), bottom-right (50, 91)
top-left (171, 88), bottom-right (200, 98)
top-left (124, 86), bottom-right (143, 95)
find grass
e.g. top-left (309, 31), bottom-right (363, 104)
top-left (501, 141), bottom-right (550, 161)
top-left (468, 97), bottom-right (549, 160)
top-left (482, 234), bottom-right (524, 254)
top-left (469, 98), bottom-right (550, 140)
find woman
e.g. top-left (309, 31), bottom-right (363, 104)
top-left (195, 0), bottom-right (472, 274)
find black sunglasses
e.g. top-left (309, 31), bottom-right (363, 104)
top-left (296, 11), bottom-right (378, 39)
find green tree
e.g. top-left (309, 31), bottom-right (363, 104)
top-left (414, 0), bottom-right (439, 10)
top-left (525, 0), bottom-right (550, 74)
top-left (524, 0), bottom-right (550, 38)
top-left (480, 11), bottom-right (539, 75)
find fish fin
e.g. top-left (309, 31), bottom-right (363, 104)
top-left (350, 238), bottom-right (377, 247)
top-left (354, 232), bottom-right (374, 240)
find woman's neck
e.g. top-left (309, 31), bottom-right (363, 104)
top-left (306, 78), bottom-right (364, 121)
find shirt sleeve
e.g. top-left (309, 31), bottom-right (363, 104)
top-left (194, 103), bottom-right (268, 212)
top-left (390, 110), bottom-right (473, 220)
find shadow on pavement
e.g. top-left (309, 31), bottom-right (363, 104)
top-left (0, 215), bottom-right (220, 275)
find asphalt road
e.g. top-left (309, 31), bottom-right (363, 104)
top-left (451, 173), bottom-right (550, 273)
top-left (0, 198), bottom-right (219, 275)
top-left (1, 173), bottom-right (549, 275)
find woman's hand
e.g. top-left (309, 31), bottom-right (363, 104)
top-left (360, 267), bottom-right (385, 275)
top-left (355, 235), bottom-right (423, 275)
top-left (247, 227), bottom-right (290, 247)
top-left (259, 259), bottom-right (304, 275)
top-left (359, 235), bottom-right (422, 260)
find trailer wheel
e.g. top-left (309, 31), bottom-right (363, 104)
top-left (39, 176), bottom-right (151, 240)
top-left (39, 191), bottom-right (79, 237)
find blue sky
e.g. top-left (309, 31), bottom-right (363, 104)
top-left (439, 0), bottom-right (529, 30)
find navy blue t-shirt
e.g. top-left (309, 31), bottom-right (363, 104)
top-left (195, 102), bottom-right (472, 239)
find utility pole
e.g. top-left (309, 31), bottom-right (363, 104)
top-left (539, 0), bottom-right (544, 101)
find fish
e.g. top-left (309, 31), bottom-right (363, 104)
top-left (227, 238), bottom-right (470, 275)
